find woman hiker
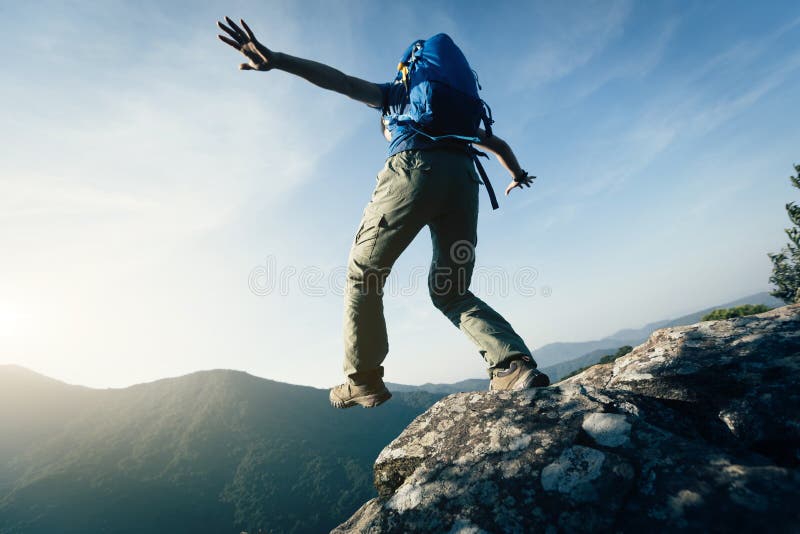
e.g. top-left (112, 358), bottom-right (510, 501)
top-left (217, 17), bottom-right (550, 409)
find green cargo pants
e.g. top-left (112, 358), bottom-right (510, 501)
top-left (343, 148), bottom-right (534, 384)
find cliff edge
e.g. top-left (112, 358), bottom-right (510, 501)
top-left (334, 304), bottom-right (800, 533)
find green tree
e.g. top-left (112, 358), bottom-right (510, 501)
top-left (768, 164), bottom-right (800, 304)
top-left (701, 304), bottom-right (772, 321)
top-left (598, 345), bottom-right (633, 365)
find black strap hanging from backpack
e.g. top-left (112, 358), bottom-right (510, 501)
top-left (469, 147), bottom-right (499, 210)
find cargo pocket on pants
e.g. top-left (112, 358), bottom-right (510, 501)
top-left (353, 212), bottom-right (387, 261)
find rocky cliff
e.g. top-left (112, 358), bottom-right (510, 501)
top-left (334, 305), bottom-right (800, 533)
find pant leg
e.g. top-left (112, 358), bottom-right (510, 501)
top-left (342, 151), bottom-right (434, 383)
top-left (427, 153), bottom-right (535, 369)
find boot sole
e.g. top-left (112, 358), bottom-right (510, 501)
top-left (492, 369), bottom-right (550, 391)
top-left (331, 390), bottom-right (392, 409)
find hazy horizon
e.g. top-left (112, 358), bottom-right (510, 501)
top-left (0, 289), bottom-right (782, 390)
top-left (2, 0), bottom-right (799, 389)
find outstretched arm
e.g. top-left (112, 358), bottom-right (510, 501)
top-left (217, 17), bottom-right (383, 108)
top-left (474, 129), bottom-right (535, 196)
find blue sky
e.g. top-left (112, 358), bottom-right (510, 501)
top-left (1, 0), bottom-right (799, 388)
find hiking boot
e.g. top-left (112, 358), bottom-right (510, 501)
top-left (490, 356), bottom-right (550, 391)
top-left (330, 379), bottom-right (392, 409)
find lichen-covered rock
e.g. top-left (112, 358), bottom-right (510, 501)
top-left (333, 305), bottom-right (800, 533)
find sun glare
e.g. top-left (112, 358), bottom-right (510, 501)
top-left (0, 304), bottom-right (30, 338)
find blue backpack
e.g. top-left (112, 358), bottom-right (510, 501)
top-left (387, 34), bottom-right (500, 209)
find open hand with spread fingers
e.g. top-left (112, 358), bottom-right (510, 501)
top-left (217, 16), bottom-right (275, 71)
top-left (505, 170), bottom-right (536, 196)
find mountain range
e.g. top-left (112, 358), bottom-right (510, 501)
top-left (0, 366), bottom-right (444, 533)
top-left (0, 291), bottom-right (783, 533)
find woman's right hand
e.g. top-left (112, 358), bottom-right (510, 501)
top-left (505, 171), bottom-right (535, 196)
top-left (217, 16), bottom-right (276, 71)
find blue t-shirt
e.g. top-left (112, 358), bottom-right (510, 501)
top-left (377, 82), bottom-right (467, 158)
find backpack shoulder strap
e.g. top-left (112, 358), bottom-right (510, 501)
top-left (480, 100), bottom-right (494, 138)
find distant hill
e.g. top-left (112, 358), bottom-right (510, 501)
top-left (532, 291), bottom-right (783, 369)
top-left (537, 291), bottom-right (784, 381)
top-left (539, 347), bottom-right (616, 383)
top-left (0, 366), bottom-right (445, 534)
top-left (602, 291), bottom-right (785, 343)
top-left (386, 378), bottom-right (488, 394)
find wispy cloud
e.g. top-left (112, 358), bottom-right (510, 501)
top-left (1, 17), bottom-right (363, 258)
top-left (568, 20), bottom-right (800, 197)
top-left (510, 0), bottom-right (633, 90)
top-left (568, 16), bottom-right (679, 103)
top-left (686, 14), bottom-right (800, 86)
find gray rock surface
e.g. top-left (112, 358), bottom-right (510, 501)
top-left (333, 305), bottom-right (800, 533)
